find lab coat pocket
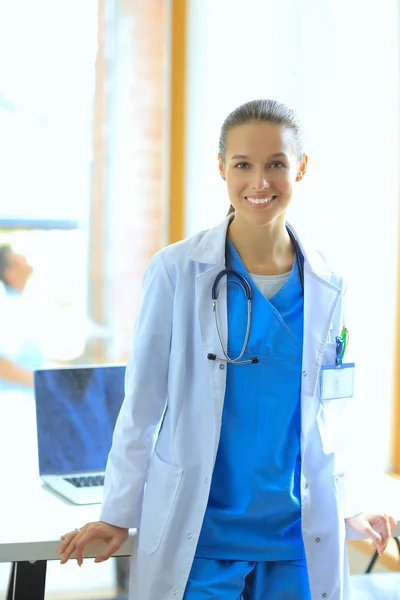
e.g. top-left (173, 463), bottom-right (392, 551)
top-left (139, 451), bottom-right (183, 555)
top-left (319, 341), bottom-right (349, 404)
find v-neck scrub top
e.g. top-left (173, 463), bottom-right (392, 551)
top-left (195, 237), bottom-right (305, 561)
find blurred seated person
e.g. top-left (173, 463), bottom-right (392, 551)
top-left (0, 245), bottom-right (45, 394)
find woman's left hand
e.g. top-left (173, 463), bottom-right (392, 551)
top-left (345, 513), bottom-right (396, 555)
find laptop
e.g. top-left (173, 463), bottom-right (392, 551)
top-left (34, 364), bottom-right (125, 505)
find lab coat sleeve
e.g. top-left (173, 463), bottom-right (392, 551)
top-left (100, 251), bottom-right (173, 528)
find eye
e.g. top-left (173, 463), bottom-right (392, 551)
top-left (234, 162), bottom-right (249, 169)
top-left (269, 161), bottom-right (287, 169)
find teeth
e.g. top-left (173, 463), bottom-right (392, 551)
top-left (247, 196), bottom-right (274, 205)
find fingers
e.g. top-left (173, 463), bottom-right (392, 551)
top-left (389, 515), bottom-right (397, 532)
top-left (379, 515), bottom-right (392, 554)
top-left (58, 531), bottom-right (79, 564)
top-left (369, 514), bottom-right (391, 555)
top-left (59, 526), bottom-right (97, 565)
top-left (59, 523), bottom-right (121, 566)
top-left (59, 530), bottom-right (81, 564)
top-left (366, 525), bottom-right (382, 548)
top-left (95, 539), bottom-right (123, 563)
top-left (74, 530), bottom-right (100, 566)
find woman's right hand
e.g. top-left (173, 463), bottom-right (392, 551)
top-left (59, 521), bottom-right (129, 566)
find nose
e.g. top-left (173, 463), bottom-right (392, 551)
top-left (251, 168), bottom-right (270, 190)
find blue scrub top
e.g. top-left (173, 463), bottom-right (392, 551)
top-left (196, 237), bottom-right (305, 561)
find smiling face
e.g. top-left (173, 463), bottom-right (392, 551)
top-left (219, 120), bottom-right (307, 229)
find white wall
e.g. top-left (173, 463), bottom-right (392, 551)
top-left (185, 0), bottom-right (399, 472)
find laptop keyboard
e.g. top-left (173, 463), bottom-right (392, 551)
top-left (64, 475), bottom-right (105, 488)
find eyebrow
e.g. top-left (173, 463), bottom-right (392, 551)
top-left (230, 152), bottom-right (288, 161)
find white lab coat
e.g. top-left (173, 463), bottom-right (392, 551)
top-left (100, 216), bottom-right (361, 600)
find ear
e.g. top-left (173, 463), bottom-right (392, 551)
top-left (218, 154), bottom-right (226, 180)
top-left (295, 154), bottom-right (308, 182)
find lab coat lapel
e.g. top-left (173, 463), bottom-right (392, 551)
top-left (191, 219), bottom-right (230, 432)
top-left (285, 222), bottom-right (342, 395)
top-left (302, 266), bottom-right (341, 395)
top-left (191, 218), bottom-right (343, 445)
top-left (195, 265), bottom-right (227, 455)
top-left (196, 264), bottom-right (227, 389)
top-left (300, 263), bottom-right (341, 441)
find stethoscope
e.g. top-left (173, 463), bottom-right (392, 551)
top-left (207, 225), bottom-right (304, 366)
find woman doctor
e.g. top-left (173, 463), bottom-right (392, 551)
top-left (59, 99), bottom-right (395, 600)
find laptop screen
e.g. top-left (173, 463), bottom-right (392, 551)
top-left (34, 365), bottom-right (125, 476)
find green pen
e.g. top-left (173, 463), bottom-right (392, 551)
top-left (341, 327), bottom-right (348, 358)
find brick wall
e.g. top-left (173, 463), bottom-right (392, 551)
top-left (89, 0), bottom-right (169, 362)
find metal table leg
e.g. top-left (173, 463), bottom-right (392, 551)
top-left (365, 549), bottom-right (379, 574)
top-left (7, 560), bottom-right (47, 600)
top-left (116, 556), bottom-right (130, 594)
top-left (365, 536), bottom-right (400, 574)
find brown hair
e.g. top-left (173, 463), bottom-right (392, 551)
top-left (0, 245), bottom-right (12, 284)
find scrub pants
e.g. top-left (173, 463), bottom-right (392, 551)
top-left (183, 557), bottom-right (311, 600)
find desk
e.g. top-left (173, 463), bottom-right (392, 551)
top-left (0, 393), bottom-right (133, 599)
top-left (0, 476), bottom-right (134, 600)
top-left (0, 478), bottom-right (135, 600)
top-left (1, 395), bottom-right (400, 599)
top-left (1, 475), bottom-right (400, 600)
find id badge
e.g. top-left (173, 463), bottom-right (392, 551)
top-left (320, 363), bottom-right (355, 401)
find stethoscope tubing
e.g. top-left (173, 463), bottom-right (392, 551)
top-left (208, 225), bottom-right (304, 365)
